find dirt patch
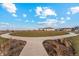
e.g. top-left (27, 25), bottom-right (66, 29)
top-left (0, 39), bottom-right (26, 56)
top-left (43, 39), bottom-right (75, 56)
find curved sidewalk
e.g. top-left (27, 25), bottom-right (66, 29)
top-left (0, 33), bottom-right (78, 56)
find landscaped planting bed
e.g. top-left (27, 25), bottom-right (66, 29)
top-left (0, 38), bottom-right (26, 56)
top-left (43, 39), bottom-right (75, 56)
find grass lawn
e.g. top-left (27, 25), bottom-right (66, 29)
top-left (67, 35), bottom-right (79, 56)
top-left (0, 37), bottom-right (9, 44)
top-left (10, 31), bottom-right (68, 37)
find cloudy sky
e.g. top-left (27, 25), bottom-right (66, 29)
top-left (0, 2), bottom-right (79, 30)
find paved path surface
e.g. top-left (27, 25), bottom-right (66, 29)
top-left (0, 32), bottom-right (78, 56)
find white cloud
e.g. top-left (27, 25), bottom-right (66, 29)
top-left (67, 11), bottom-right (71, 15)
top-left (36, 7), bottom-right (43, 16)
top-left (59, 17), bottom-right (65, 24)
top-left (43, 8), bottom-right (57, 16)
top-left (60, 17), bottom-right (64, 20)
top-left (66, 17), bottom-right (71, 20)
top-left (25, 20), bottom-right (29, 22)
top-left (39, 16), bottom-right (46, 19)
top-left (35, 7), bottom-right (57, 18)
top-left (31, 20), bottom-right (34, 23)
top-left (59, 20), bottom-right (65, 24)
top-left (38, 18), bottom-right (66, 27)
top-left (70, 6), bottom-right (79, 14)
top-left (38, 19), bottom-right (58, 27)
top-left (0, 22), bottom-right (10, 27)
top-left (16, 19), bottom-right (35, 22)
top-left (0, 22), bottom-right (9, 25)
top-left (0, 22), bottom-right (15, 29)
top-left (2, 0), bottom-right (17, 17)
top-left (60, 16), bottom-right (71, 21)
top-left (12, 14), bottom-right (17, 17)
top-left (23, 14), bottom-right (27, 17)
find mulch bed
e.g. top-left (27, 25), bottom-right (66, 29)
top-left (0, 39), bottom-right (26, 56)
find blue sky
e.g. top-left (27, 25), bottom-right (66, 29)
top-left (0, 3), bottom-right (79, 30)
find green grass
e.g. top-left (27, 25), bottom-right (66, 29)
top-left (0, 37), bottom-right (9, 44)
top-left (10, 31), bottom-right (68, 37)
top-left (67, 35), bottom-right (79, 56)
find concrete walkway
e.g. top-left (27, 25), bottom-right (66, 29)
top-left (0, 33), bottom-right (78, 56)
